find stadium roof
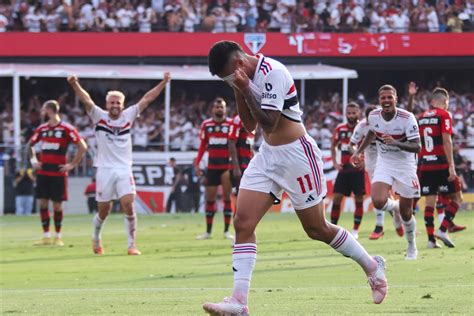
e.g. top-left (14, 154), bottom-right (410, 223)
top-left (0, 63), bottom-right (358, 80)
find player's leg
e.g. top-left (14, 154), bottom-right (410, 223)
top-left (52, 201), bottom-right (64, 246)
top-left (220, 170), bottom-right (234, 239)
top-left (197, 185), bottom-right (218, 239)
top-left (119, 193), bottom-right (140, 254)
top-left (92, 168), bottom-right (116, 254)
top-left (34, 198), bottom-right (52, 245)
top-left (295, 201), bottom-right (387, 304)
top-left (351, 171), bottom-right (366, 238)
top-left (423, 195), bottom-right (441, 248)
top-left (398, 196), bottom-right (418, 259)
top-left (436, 195), bottom-right (446, 223)
top-left (331, 193), bottom-right (344, 224)
top-left (203, 188), bottom-right (273, 315)
top-left (436, 177), bottom-right (464, 247)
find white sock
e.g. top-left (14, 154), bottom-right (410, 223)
top-left (44, 232), bottom-right (51, 238)
top-left (92, 214), bottom-right (105, 241)
top-left (438, 213), bottom-right (445, 224)
top-left (382, 198), bottom-right (396, 215)
top-left (232, 243), bottom-right (257, 305)
top-left (125, 214), bottom-right (137, 249)
top-left (375, 208), bottom-right (385, 227)
top-left (330, 227), bottom-right (376, 275)
top-left (403, 216), bottom-right (417, 247)
top-left (56, 233), bottom-right (62, 238)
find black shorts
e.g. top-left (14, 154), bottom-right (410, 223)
top-left (419, 169), bottom-right (460, 196)
top-left (205, 169), bottom-right (229, 186)
top-left (36, 174), bottom-right (68, 202)
top-left (333, 171), bottom-right (366, 197)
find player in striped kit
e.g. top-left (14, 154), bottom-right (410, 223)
top-left (330, 102), bottom-right (366, 239)
top-left (68, 72), bottom-right (171, 255)
top-left (350, 105), bottom-right (404, 240)
top-left (228, 114), bottom-right (254, 193)
top-left (203, 41), bottom-right (387, 316)
top-left (352, 85), bottom-right (421, 260)
top-left (417, 87), bottom-right (464, 248)
top-left (195, 98), bottom-right (234, 241)
top-left (27, 100), bottom-right (88, 246)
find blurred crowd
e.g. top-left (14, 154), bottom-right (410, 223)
top-left (0, 0), bottom-right (472, 33)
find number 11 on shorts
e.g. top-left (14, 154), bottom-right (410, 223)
top-left (297, 174), bottom-right (313, 193)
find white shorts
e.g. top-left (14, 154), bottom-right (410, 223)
top-left (372, 164), bottom-right (420, 198)
top-left (240, 134), bottom-right (327, 210)
top-left (96, 167), bottom-right (136, 202)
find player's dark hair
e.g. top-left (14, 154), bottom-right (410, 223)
top-left (214, 97), bottom-right (226, 105)
top-left (170, 157), bottom-right (176, 162)
top-left (43, 100), bottom-right (60, 113)
top-left (432, 87), bottom-right (449, 100)
top-left (208, 41), bottom-right (245, 76)
top-left (364, 105), bottom-right (376, 118)
top-left (378, 84), bottom-right (397, 95)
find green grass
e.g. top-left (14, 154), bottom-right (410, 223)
top-left (1, 211), bottom-right (473, 315)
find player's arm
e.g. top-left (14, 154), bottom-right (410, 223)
top-left (67, 75), bottom-right (95, 113)
top-left (26, 131), bottom-right (41, 170)
top-left (330, 133), bottom-right (342, 171)
top-left (59, 138), bottom-right (88, 172)
top-left (351, 130), bottom-right (375, 168)
top-left (194, 123), bottom-right (208, 176)
top-left (383, 114), bottom-right (421, 153)
top-left (234, 69), bottom-right (281, 134)
top-left (406, 81), bottom-right (418, 113)
top-left (234, 88), bottom-right (257, 133)
top-left (137, 72), bottom-right (171, 114)
top-left (228, 121), bottom-right (242, 177)
top-left (442, 132), bottom-right (457, 180)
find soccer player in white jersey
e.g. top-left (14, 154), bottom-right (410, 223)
top-left (67, 72), bottom-right (171, 255)
top-left (203, 41), bottom-right (387, 316)
top-left (352, 85), bottom-right (421, 260)
top-left (350, 105), bottom-right (404, 240)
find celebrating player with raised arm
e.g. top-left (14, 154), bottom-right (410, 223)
top-left (203, 41), bottom-right (387, 316)
top-left (352, 85), bottom-right (421, 260)
top-left (68, 72), bottom-right (171, 255)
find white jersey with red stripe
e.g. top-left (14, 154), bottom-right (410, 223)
top-left (351, 118), bottom-right (378, 175)
top-left (88, 104), bottom-right (138, 168)
top-left (368, 108), bottom-right (420, 170)
top-left (250, 54), bottom-right (303, 122)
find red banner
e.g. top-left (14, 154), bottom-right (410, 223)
top-left (1, 32), bottom-right (473, 57)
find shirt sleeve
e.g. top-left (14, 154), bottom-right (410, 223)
top-left (260, 69), bottom-right (287, 112)
top-left (441, 111), bottom-right (453, 135)
top-left (88, 104), bottom-right (107, 124)
top-left (29, 127), bottom-right (42, 145)
top-left (350, 122), bottom-right (363, 144)
top-left (406, 113), bottom-right (420, 140)
top-left (122, 104), bottom-right (139, 122)
top-left (68, 126), bottom-right (82, 144)
top-left (228, 116), bottom-right (241, 141)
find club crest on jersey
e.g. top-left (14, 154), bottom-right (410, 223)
top-left (112, 127), bottom-right (121, 135)
top-left (244, 33), bottom-right (266, 54)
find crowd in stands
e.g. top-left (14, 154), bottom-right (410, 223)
top-left (0, 0), bottom-right (472, 33)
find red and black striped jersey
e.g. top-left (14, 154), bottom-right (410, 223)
top-left (228, 115), bottom-right (254, 170)
top-left (333, 122), bottom-right (358, 171)
top-left (418, 107), bottom-right (452, 171)
top-left (29, 121), bottom-right (81, 177)
top-left (195, 117), bottom-right (232, 170)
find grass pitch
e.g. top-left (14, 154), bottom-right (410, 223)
top-left (1, 211), bottom-right (473, 315)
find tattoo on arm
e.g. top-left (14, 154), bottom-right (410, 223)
top-left (241, 88), bottom-right (280, 134)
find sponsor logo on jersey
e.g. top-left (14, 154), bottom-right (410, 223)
top-left (262, 92), bottom-right (277, 99)
top-left (439, 185), bottom-right (449, 192)
top-left (41, 142), bottom-right (60, 150)
top-left (54, 131), bottom-right (63, 138)
top-left (265, 83), bottom-right (273, 91)
top-left (209, 137), bottom-right (228, 145)
top-left (422, 186), bottom-right (429, 193)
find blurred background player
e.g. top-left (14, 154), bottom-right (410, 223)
top-left (84, 177), bottom-right (97, 214)
top-left (165, 157), bottom-right (183, 213)
top-left (351, 105), bottom-right (404, 240)
top-left (14, 166), bottom-right (35, 216)
top-left (203, 41), bottom-right (387, 316)
top-left (68, 72), bottom-right (171, 255)
top-left (195, 98), bottom-right (234, 241)
top-left (417, 87), bottom-right (464, 248)
top-left (352, 85), bottom-right (421, 260)
top-left (330, 102), bottom-right (366, 239)
top-left (228, 114), bottom-right (254, 194)
top-left (27, 100), bottom-right (87, 246)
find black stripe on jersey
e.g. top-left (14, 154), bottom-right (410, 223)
top-left (41, 163), bottom-right (61, 172)
top-left (261, 103), bottom-right (278, 109)
top-left (41, 147), bottom-right (68, 156)
top-left (283, 95), bottom-right (298, 110)
top-left (118, 129), bottom-right (131, 136)
top-left (282, 113), bottom-right (301, 123)
top-left (96, 125), bottom-right (114, 134)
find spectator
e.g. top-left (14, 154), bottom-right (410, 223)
top-left (182, 159), bottom-right (201, 213)
top-left (446, 11), bottom-right (463, 32)
top-left (390, 6), bottom-right (410, 33)
top-left (104, 11), bottom-right (118, 32)
top-left (0, 10), bottom-right (9, 32)
top-left (45, 8), bottom-right (59, 32)
top-left (14, 167), bottom-right (35, 216)
top-left (24, 6), bottom-right (44, 33)
top-left (427, 5), bottom-right (439, 32)
top-left (117, 3), bottom-right (136, 31)
top-left (84, 177), bottom-right (97, 214)
top-left (165, 157), bottom-right (183, 213)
